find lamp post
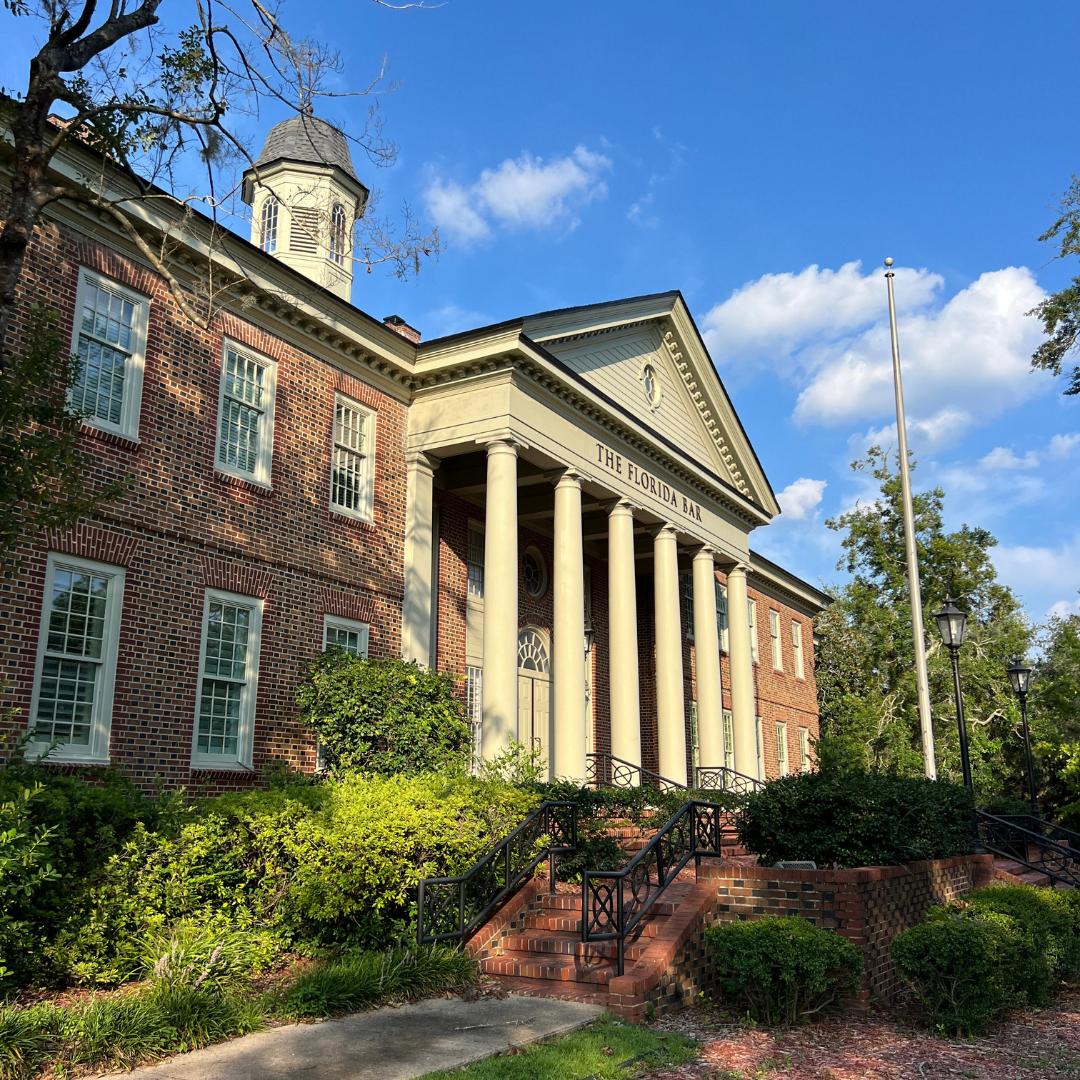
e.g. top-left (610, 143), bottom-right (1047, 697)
top-left (935, 597), bottom-right (972, 791)
top-left (1007, 656), bottom-right (1038, 815)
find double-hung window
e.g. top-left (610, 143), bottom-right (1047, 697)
top-left (722, 710), bottom-right (734, 772)
top-left (29, 554), bottom-right (125, 763)
top-left (467, 527), bottom-right (485, 599)
top-left (216, 343), bottom-right (276, 487)
top-left (776, 722), bottom-right (789, 776)
top-left (465, 666), bottom-right (483, 767)
top-left (769, 610), bottom-right (783, 671)
top-left (799, 727), bottom-right (812, 772)
top-left (681, 574), bottom-right (694, 640)
top-left (70, 271), bottom-right (149, 442)
top-left (716, 582), bottom-right (729, 652)
top-left (323, 615), bottom-right (369, 658)
top-left (792, 621), bottom-right (805, 679)
top-left (330, 394), bottom-right (375, 521)
top-left (748, 600), bottom-right (759, 664)
top-left (192, 590), bottom-right (262, 768)
top-left (755, 715), bottom-right (764, 780)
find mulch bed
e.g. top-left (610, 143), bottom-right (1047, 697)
top-left (642, 990), bottom-right (1080, 1079)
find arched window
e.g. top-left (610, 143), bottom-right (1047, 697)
top-left (517, 629), bottom-right (550, 674)
top-left (329, 203), bottom-right (348, 264)
top-left (260, 197), bottom-right (279, 254)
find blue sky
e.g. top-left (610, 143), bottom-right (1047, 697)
top-left (6, 1), bottom-right (1080, 620)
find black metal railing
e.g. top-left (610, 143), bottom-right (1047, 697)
top-left (416, 801), bottom-right (577, 945)
top-left (990, 814), bottom-right (1080, 851)
top-left (586, 752), bottom-right (686, 792)
top-left (582, 800), bottom-right (734, 975)
top-left (975, 810), bottom-right (1080, 889)
top-left (693, 764), bottom-right (765, 794)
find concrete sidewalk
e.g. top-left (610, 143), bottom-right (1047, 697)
top-left (122, 994), bottom-right (606, 1080)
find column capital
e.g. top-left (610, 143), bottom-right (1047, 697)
top-left (405, 449), bottom-right (441, 471)
top-left (550, 467), bottom-right (584, 490)
top-left (726, 561), bottom-right (750, 578)
top-left (479, 434), bottom-right (528, 455)
top-left (603, 496), bottom-right (637, 516)
top-left (690, 543), bottom-right (718, 561)
top-left (649, 522), bottom-right (679, 541)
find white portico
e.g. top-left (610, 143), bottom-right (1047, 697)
top-left (399, 291), bottom-right (788, 784)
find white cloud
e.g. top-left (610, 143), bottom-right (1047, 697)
top-left (776, 477), bottom-right (827, 520)
top-left (1048, 433), bottom-right (1080, 459)
top-left (424, 146), bottom-right (611, 243)
top-left (992, 535), bottom-right (1080, 618)
top-left (1048, 597), bottom-right (1080, 619)
top-left (700, 261), bottom-right (1052, 445)
top-left (979, 447), bottom-right (1040, 470)
top-left (422, 303), bottom-right (491, 339)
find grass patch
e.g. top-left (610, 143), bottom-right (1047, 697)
top-left (417, 1014), bottom-right (696, 1079)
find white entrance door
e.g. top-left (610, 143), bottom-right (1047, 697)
top-left (517, 628), bottom-right (551, 774)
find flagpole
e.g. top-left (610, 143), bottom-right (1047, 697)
top-left (884, 257), bottom-right (937, 780)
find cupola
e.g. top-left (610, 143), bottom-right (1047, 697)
top-left (242, 115), bottom-right (370, 303)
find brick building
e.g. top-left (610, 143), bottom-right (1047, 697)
top-left (1, 115), bottom-right (828, 793)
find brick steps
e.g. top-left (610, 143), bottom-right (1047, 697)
top-left (994, 858), bottom-right (1054, 888)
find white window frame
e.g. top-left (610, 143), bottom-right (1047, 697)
top-left (329, 393), bottom-right (376, 522)
top-left (776, 721), bottom-right (789, 776)
top-left (191, 588), bottom-right (263, 770)
top-left (467, 525), bottom-right (485, 600)
top-left (70, 269), bottom-right (150, 443)
top-left (28, 553), bottom-right (125, 765)
top-left (799, 726), bottom-right (812, 772)
top-left (689, 699), bottom-right (699, 771)
top-left (748, 599), bottom-right (758, 664)
top-left (769, 609), bottom-right (783, 671)
top-left (716, 582), bottom-right (729, 653)
top-left (322, 614), bottom-right (369, 658)
top-left (215, 340), bottom-right (277, 488)
top-left (722, 709), bottom-right (734, 772)
top-left (792, 620), bottom-right (805, 679)
top-left (681, 574), bottom-right (694, 641)
top-left (755, 715), bottom-right (764, 781)
top-left (466, 665), bottom-right (483, 770)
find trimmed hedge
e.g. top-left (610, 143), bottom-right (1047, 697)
top-left (705, 916), bottom-right (862, 1024)
top-left (735, 770), bottom-right (974, 868)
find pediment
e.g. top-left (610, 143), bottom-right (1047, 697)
top-left (523, 295), bottom-right (777, 515)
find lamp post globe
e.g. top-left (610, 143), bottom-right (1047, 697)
top-left (935, 597), bottom-right (973, 791)
top-left (1007, 655), bottom-right (1038, 814)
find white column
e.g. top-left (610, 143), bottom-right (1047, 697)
top-left (482, 440), bottom-right (519, 758)
top-left (552, 470), bottom-right (586, 781)
top-left (692, 546), bottom-right (723, 774)
top-left (401, 450), bottom-right (438, 666)
top-left (653, 524), bottom-right (687, 786)
top-left (607, 499), bottom-right (640, 775)
top-left (725, 563), bottom-right (757, 779)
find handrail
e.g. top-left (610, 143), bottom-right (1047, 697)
top-left (586, 752), bottom-right (686, 793)
top-left (693, 764), bottom-right (765, 794)
top-left (975, 810), bottom-right (1080, 890)
top-left (991, 814), bottom-right (1080, 850)
top-left (582, 800), bottom-right (735, 975)
top-left (417, 801), bottom-right (578, 946)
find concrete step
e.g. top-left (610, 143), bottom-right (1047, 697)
top-left (487, 974), bottom-right (611, 1007)
top-left (481, 950), bottom-right (618, 985)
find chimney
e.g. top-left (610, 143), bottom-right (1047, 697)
top-left (383, 315), bottom-right (421, 344)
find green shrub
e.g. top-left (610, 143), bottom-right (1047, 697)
top-left (0, 1004), bottom-right (58, 1079)
top-left (296, 652), bottom-right (472, 775)
top-left (276, 945), bottom-right (478, 1018)
top-left (891, 906), bottom-right (1041, 1035)
top-left (735, 771), bottom-right (974, 868)
top-left (966, 883), bottom-right (1080, 977)
top-left (141, 922), bottom-right (272, 993)
top-left (705, 916), bottom-right (862, 1024)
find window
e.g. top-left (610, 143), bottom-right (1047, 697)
top-left (716, 582), bottom-right (729, 652)
top-left (323, 615), bottom-right (369, 658)
top-left (776, 722), bottom-right (789, 776)
top-left (216, 344), bottom-right (276, 486)
top-left (193, 590), bottom-right (262, 768)
top-left (467, 527), bottom-right (485, 599)
top-left (329, 203), bottom-right (348, 264)
top-left (640, 362), bottom-right (661, 408)
top-left (755, 715), bottom-right (764, 780)
top-left (465, 666), bottom-right (483, 767)
top-left (330, 394), bottom-right (375, 520)
top-left (29, 554), bottom-right (125, 763)
top-left (770, 610), bottom-right (783, 671)
top-left (584, 567), bottom-right (593, 629)
top-left (522, 546), bottom-right (547, 598)
top-left (70, 270), bottom-right (149, 442)
top-left (260, 197), bottom-right (279, 253)
top-left (792, 620), bottom-right (805, 679)
top-left (799, 727), bottom-right (812, 772)
top-left (722, 710), bottom-right (734, 772)
top-left (748, 600), bottom-right (758, 664)
top-left (681, 574), bottom-right (694, 640)
top-left (689, 700), bottom-right (699, 771)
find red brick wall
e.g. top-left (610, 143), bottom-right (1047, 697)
top-left (1, 217), bottom-right (408, 793)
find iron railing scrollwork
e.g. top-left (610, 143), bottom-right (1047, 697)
top-left (582, 800), bottom-right (735, 976)
top-left (975, 810), bottom-right (1080, 890)
top-left (693, 765), bottom-right (765, 794)
top-left (416, 801), bottom-right (577, 946)
top-left (586, 752), bottom-right (685, 792)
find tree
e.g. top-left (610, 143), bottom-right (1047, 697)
top-left (815, 448), bottom-right (1033, 796)
top-left (1029, 612), bottom-right (1080, 816)
top-left (1029, 176), bottom-right (1080, 395)
top-left (0, 303), bottom-right (124, 565)
top-left (0, 0), bottom-right (441, 355)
